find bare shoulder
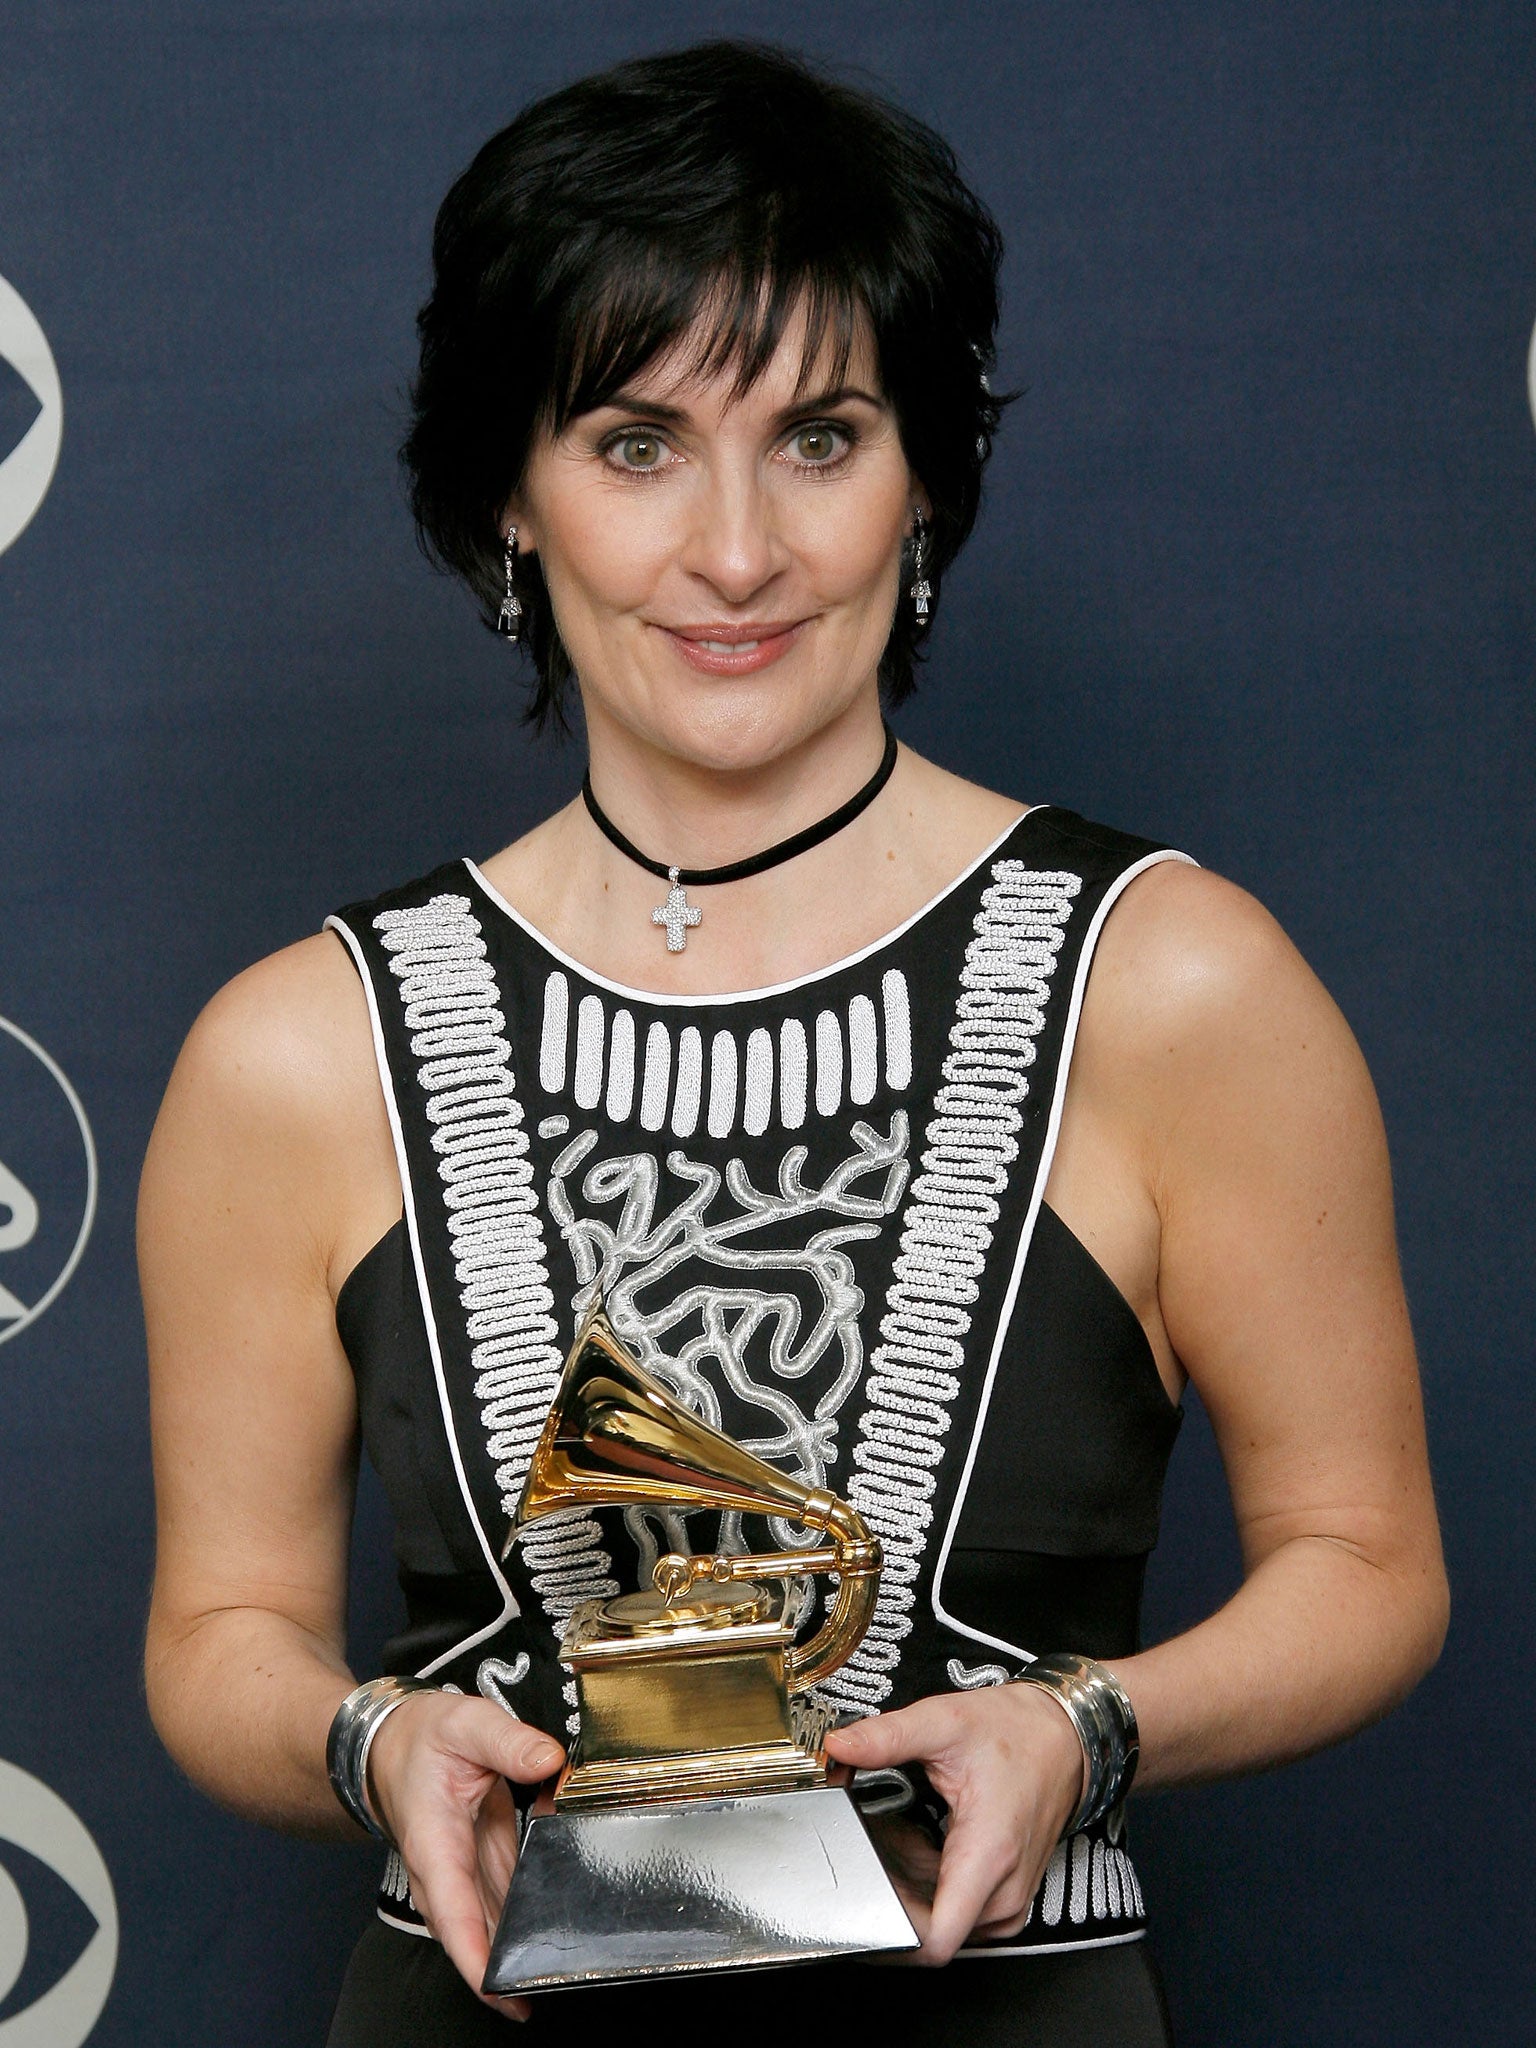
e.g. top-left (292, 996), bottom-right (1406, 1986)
top-left (1078, 858), bottom-right (1378, 1140)
top-left (141, 930), bottom-right (396, 1283)
top-left (1093, 858), bottom-right (1348, 1037)
top-left (160, 931), bottom-right (377, 1140)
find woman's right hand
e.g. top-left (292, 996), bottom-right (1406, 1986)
top-left (365, 1691), bottom-right (566, 2019)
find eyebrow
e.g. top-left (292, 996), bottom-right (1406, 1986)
top-left (588, 383), bottom-right (887, 426)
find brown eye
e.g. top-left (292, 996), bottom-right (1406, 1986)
top-left (619, 434), bottom-right (663, 468)
top-left (792, 425), bottom-right (841, 462)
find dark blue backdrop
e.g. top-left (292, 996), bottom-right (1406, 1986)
top-left (2, 5), bottom-right (1531, 2043)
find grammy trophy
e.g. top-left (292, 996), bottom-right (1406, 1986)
top-left (482, 1300), bottom-right (918, 1993)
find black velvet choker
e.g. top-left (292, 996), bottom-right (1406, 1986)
top-left (581, 723), bottom-right (898, 953)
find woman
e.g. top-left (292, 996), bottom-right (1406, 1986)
top-left (140, 41), bottom-right (1447, 2046)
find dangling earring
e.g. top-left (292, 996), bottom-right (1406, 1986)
top-left (909, 511), bottom-right (932, 622)
top-left (497, 524), bottom-right (523, 641)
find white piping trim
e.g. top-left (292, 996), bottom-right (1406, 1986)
top-left (460, 807), bottom-right (1033, 1007)
top-left (928, 848), bottom-right (1198, 1657)
top-left (374, 1907), bottom-right (433, 1939)
top-left (325, 916), bottom-right (519, 1674)
top-left (955, 1927), bottom-right (1147, 1959)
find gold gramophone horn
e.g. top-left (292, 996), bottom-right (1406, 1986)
top-left (505, 1300), bottom-right (882, 1692)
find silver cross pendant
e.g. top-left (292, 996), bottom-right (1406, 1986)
top-left (651, 867), bottom-right (702, 952)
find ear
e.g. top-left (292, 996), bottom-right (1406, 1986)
top-left (907, 483), bottom-right (932, 529)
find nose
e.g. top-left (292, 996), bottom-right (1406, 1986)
top-left (678, 460), bottom-right (784, 606)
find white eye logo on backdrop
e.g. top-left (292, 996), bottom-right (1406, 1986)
top-left (0, 274), bottom-right (63, 558)
top-left (0, 1759), bottom-right (117, 2043)
top-left (0, 1019), bottom-right (97, 1348)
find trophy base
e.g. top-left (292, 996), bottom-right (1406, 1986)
top-left (555, 1736), bottom-right (824, 1809)
top-left (482, 1785), bottom-right (918, 1996)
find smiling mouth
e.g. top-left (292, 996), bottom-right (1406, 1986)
top-left (657, 618), bottom-right (810, 674)
top-left (669, 622), bottom-right (805, 645)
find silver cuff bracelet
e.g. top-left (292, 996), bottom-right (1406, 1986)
top-left (1012, 1652), bottom-right (1139, 1834)
top-left (326, 1675), bottom-right (438, 1844)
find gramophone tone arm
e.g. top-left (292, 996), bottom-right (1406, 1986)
top-left (652, 1545), bottom-right (851, 1603)
top-left (652, 1516), bottom-right (885, 1698)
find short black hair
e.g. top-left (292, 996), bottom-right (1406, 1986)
top-left (404, 40), bottom-right (1008, 729)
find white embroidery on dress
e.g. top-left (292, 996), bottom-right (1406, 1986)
top-left (640, 1020), bottom-right (671, 1132)
top-left (1040, 1840), bottom-right (1069, 1926)
top-left (573, 994), bottom-right (604, 1111)
top-left (779, 1018), bottom-right (808, 1129)
top-left (743, 1027), bottom-right (774, 1137)
top-left (815, 1009), bottom-right (843, 1116)
top-left (946, 1657), bottom-right (1011, 1689)
top-left (371, 895), bottom-right (617, 1656)
top-left (672, 1025), bottom-right (703, 1137)
top-left (535, 969), bottom-right (912, 1138)
top-left (1104, 1843), bottom-right (1124, 1918)
top-left (1070, 1834), bottom-right (1092, 1923)
top-left (546, 1117), bottom-right (911, 1531)
top-left (818, 866), bottom-right (1082, 1716)
top-left (605, 1008), bottom-right (635, 1122)
top-left (622, 1504), bottom-right (696, 1585)
top-left (539, 971), bottom-right (568, 1093)
top-left (476, 1653), bottom-right (531, 1714)
top-left (848, 994), bottom-right (878, 1105)
top-left (882, 968), bottom-right (912, 1090)
top-left (707, 1028), bottom-right (738, 1138)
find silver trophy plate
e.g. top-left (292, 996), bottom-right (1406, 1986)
top-left (483, 1785), bottom-right (918, 1995)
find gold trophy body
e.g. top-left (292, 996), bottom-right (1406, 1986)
top-left (482, 1302), bottom-right (917, 1994)
top-left (555, 1577), bottom-right (831, 1809)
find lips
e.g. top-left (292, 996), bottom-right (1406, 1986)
top-left (661, 620), bottom-right (808, 676)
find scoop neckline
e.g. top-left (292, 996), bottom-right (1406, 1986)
top-left (461, 804), bottom-right (1039, 1008)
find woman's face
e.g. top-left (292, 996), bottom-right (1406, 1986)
top-left (512, 304), bottom-right (924, 773)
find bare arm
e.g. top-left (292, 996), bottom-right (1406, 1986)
top-left (140, 936), bottom-right (379, 1837)
top-left (828, 863), bottom-right (1448, 1956)
top-left (141, 937), bottom-right (561, 2005)
top-left (1107, 866), bottom-right (1447, 1785)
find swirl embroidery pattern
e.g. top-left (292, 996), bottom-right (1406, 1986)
top-left (544, 1114), bottom-right (912, 1539)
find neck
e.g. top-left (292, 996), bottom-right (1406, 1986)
top-left (580, 694), bottom-right (890, 873)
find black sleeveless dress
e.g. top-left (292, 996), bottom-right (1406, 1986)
top-left (324, 808), bottom-right (1187, 2045)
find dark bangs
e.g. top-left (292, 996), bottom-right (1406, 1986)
top-left (404, 40), bottom-right (1008, 729)
top-left (550, 260), bottom-right (863, 439)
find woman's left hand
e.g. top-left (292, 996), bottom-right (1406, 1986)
top-left (823, 1683), bottom-right (1087, 1964)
